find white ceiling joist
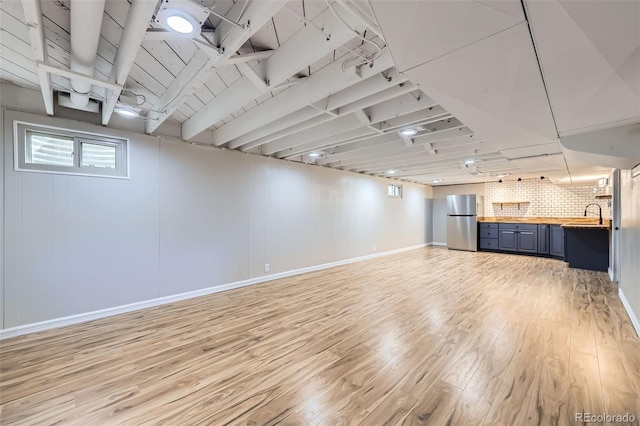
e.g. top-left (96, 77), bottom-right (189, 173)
top-left (21, 0), bottom-right (54, 115)
top-left (336, 82), bottom-right (416, 115)
top-left (278, 128), bottom-right (379, 159)
top-left (102, 0), bottom-right (158, 125)
top-left (374, 155), bottom-right (507, 177)
top-left (225, 50), bottom-right (275, 65)
top-left (228, 107), bottom-right (324, 150)
top-left (354, 151), bottom-right (503, 174)
top-left (231, 73), bottom-right (408, 151)
top-left (37, 62), bottom-right (120, 92)
top-left (319, 123), bottom-right (474, 167)
top-left (240, 114), bottom-right (336, 151)
top-left (324, 68), bottom-right (405, 111)
top-left (334, 0), bottom-right (384, 41)
top-left (146, 0), bottom-right (287, 133)
top-left (331, 119), bottom-right (470, 167)
top-left (143, 28), bottom-right (215, 41)
top-left (316, 133), bottom-right (403, 165)
top-left (209, 48), bottom-right (395, 146)
top-left (353, 147), bottom-right (500, 170)
top-left (263, 100), bottom-right (443, 156)
top-left (263, 114), bottom-right (365, 155)
top-left (278, 111), bottom-right (453, 160)
top-left (182, 5), bottom-right (371, 140)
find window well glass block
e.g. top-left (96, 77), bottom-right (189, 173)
top-left (26, 131), bottom-right (74, 167)
top-left (81, 142), bottom-right (116, 168)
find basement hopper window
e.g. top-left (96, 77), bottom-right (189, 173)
top-left (14, 121), bottom-right (128, 178)
top-left (388, 184), bottom-right (403, 198)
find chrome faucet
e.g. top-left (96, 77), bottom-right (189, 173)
top-left (584, 203), bottom-right (603, 225)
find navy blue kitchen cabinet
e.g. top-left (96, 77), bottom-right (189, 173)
top-left (496, 223), bottom-right (538, 253)
top-left (549, 225), bottom-right (564, 259)
top-left (538, 224), bottom-right (550, 254)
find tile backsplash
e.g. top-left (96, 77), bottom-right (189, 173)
top-left (484, 178), bottom-right (611, 218)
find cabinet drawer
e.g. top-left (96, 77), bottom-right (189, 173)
top-left (480, 238), bottom-right (499, 249)
top-left (498, 223), bottom-right (538, 231)
top-left (480, 223), bottom-right (499, 230)
top-left (480, 228), bottom-right (499, 239)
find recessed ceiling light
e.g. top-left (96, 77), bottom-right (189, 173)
top-left (465, 159), bottom-right (475, 164)
top-left (432, 178), bottom-right (443, 183)
top-left (308, 152), bottom-right (321, 158)
top-left (387, 170), bottom-right (396, 174)
top-left (114, 105), bottom-right (139, 118)
top-left (166, 14), bottom-right (194, 34)
top-left (154, 0), bottom-right (209, 39)
top-left (400, 128), bottom-right (418, 137)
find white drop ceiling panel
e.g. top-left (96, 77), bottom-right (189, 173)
top-left (403, 23), bottom-right (558, 151)
top-left (370, 0), bottom-right (524, 72)
top-left (526, 0), bottom-right (640, 134)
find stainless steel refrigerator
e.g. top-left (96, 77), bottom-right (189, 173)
top-left (446, 194), bottom-right (484, 251)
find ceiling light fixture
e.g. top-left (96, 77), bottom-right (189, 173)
top-left (432, 178), bottom-right (443, 183)
top-left (400, 128), bottom-right (418, 137)
top-left (166, 14), bottom-right (195, 34)
top-left (465, 159), bottom-right (476, 165)
top-left (387, 170), bottom-right (396, 175)
top-left (154, 0), bottom-right (210, 39)
top-left (114, 105), bottom-right (140, 118)
top-left (308, 152), bottom-right (321, 158)
top-left (497, 174), bottom-right (507, 178)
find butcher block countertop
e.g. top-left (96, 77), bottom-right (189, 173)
top-left (479, 217), bottom-right (612, 230)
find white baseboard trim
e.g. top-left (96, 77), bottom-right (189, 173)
top-left (608, 267), bottom-right (614, 282)
top-left (0, 243), bottom-right (428, 340)
top-left (619, 288), bottom-right (640, 338)
top-left (431, 242), bottom-right (447, 247)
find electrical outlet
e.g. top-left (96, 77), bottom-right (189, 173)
top-left (264, 263), bottom-right (270, 273)
top-left (372, 245), bottom-right (377, 251)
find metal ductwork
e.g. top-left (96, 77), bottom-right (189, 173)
top-left (69, 0), bottom-right (106, 107)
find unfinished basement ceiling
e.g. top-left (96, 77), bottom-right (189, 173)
top-left (1, 0), bottom-right (636, 186)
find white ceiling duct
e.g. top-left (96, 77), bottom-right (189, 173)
top-left (69, 0), bottom-right (106, 107)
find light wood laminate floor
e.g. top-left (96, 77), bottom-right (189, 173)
top-left (1, 248), bottom-right (639, 425)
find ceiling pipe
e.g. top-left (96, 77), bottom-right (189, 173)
top-left (69, 0), bottom-right (106, 107)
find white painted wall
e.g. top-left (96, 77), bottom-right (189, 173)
top-left (432, 183), bottom-right (486, 245)
top-left (2, 109), bottom-right (432, 330)
top-left (619, 166), bottom-right (640, 336)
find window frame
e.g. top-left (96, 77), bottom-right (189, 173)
top-left (14, 120), bottom-right (129, 179)
top-left (388, 184), bottom-right (403, 199)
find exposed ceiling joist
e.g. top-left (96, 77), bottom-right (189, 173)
top-left (336, 81), bottom-right (416, 115)
top-left (278, 128), bottom-right (378, 159)
top-left (21, 0), bottom-right (54, 115)
top-left (334, 0), bottom-right (384, 41)
top-left (267, 101), bottom-right (447, 157)
top-left (229, 107), bottom-right (324, 150)
top-left (102, 0), bottom-right (158, 125)
top-left (181, 5), bottom-right (372, 140)
top-left (225, 50), bottom-right (275, 65)
top-left (365, 92), bottom-right (436, 123)
top-left (230, 72), bottom-right (406, 151)
top-left (353, 150), bottom-right (502, 173)
top-left (264, 114), bottom-right (365, 155)
top-left (240, 114), bottom-right (336, 151)
top-left (143, 28), bottom-right (215, 41)
top-left (316, 133), bottom-right (403, 165)
top-left (209, 48), bottom-right (395, 146)
top-left (146, 0), bottom-right (288, 133)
